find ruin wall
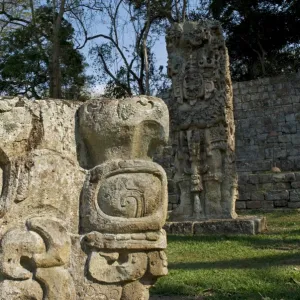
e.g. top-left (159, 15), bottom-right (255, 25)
top-left (234, 72), bottom-right (300, 174)
top-left (234, 72), bottom-right (300, 209)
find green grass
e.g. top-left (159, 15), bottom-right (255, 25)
top-left (151, 210), bottom-right (300, 300)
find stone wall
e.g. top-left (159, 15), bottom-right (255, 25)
top-left (234, 72), bottom-right (300, 210)
top-left (158, 72), bottom-right (300, 211)
top-left (237, 172), bottom-right (300, 210)
top-left (234, 72), bottom-right (300, 173)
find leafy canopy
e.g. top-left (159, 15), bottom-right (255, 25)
top-left (210, 0), bottom-right (300, 81)
top-left (0, 5), bottom-right (88, 99)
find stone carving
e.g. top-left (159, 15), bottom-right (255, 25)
top-left (0, 218), bottom-right (76, 300)
top-left (166, 21), bottom-right (237, 221)
top-left (0, 96), bottom-right (168, 299)
top-left (0, 98), bottom-right (84, 299)
top-left (78, 96), bottom-right (169, 299)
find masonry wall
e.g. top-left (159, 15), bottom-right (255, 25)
top-left (234, 73), bottom-right (300, 174)
top-left (234, 73), bottom-right (300, 210)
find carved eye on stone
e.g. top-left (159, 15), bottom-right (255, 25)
top-left (137, 99), bottom-right (154, 110)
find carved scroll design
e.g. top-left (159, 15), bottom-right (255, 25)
top-left (0, 217), bottom-right (75, 300)
top-left (80, 160), bottom-right (167, 234)
top-left (80, 159), bottom-right (168, 299)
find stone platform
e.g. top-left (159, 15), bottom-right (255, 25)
top-left (164, 216), bottom-right (267, 235)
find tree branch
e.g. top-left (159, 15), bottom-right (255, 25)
top-left (97, 49), bottom-right (132, 96)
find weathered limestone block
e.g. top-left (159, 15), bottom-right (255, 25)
top-left (0, 95), bottom-right (169, 299)
top-left (166, 21), bottom-right (237, 221)
top-left (0, 97), bottom-right (84, 232)
top-left (0, 97), bottom-right (84, 300)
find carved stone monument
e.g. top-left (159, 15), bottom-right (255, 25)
top-left (163, 21), bottom-right (266, 234)
top-left (0, 96), bottom-right (169, 299)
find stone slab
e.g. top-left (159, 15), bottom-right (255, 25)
top-left (164, 216), bottom-right (267, 235)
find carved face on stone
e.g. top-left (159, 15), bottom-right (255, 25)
top-left (189, 24), bottom-right (211, 46)
top-left (183, 59), bottom-right (204, 103)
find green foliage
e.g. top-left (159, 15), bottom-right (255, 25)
top-left (210, 0), bottom-right (300, 81)
top-left (152, 211), bottom-right (300, 299)
top-left (0, 6), bottom-right (88, 99)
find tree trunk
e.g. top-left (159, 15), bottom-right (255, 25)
top-left (143, 0), bottom-right (151, 95)
top-left (182, 0), bottom-right (187, 22)
top-left (49, 0), bottom-right (65, 99)
top-left (50, 31), bottom-right (62, 98)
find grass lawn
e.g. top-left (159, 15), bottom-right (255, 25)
top-left (151, 210), bottom-right (300, 300)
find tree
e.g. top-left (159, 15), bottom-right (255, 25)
top-left (0, 0), bottom-right (105, 99)
top-left (0, 6), bottom-right (88, 99)
top-left (211, 0), bottom-right (300, 81)
top-left (88, 0), bottom-right (216, 98)
top-left (0, 0), bottom-right (31, 37)
top-left (86, 0), bottom-right (171, 98)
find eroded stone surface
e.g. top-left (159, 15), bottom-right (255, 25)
top-left (164, 21), bottom-right (237, 221)
top-left (0, 96), bottom-right (169, 299)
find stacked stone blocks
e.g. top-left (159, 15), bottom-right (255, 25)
top-left (237, 172), bottom-right (300, 209)
top-left (234, 73), bottom-right (300, 173)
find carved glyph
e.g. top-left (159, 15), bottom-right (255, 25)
top-left (166, 21), bottom-right (237, 220)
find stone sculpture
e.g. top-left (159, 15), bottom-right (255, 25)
top-left (78, 96), bottom-right (169, 299)
top-left (162, 21), bottom-right (266, 234)
top-left (0, 95), bottom-right (169, 299)
top-left (165, 21), bottom-right (237, 221)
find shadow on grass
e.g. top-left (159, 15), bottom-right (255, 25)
top-left (267, 228), bottom-right (300, 236)
top-left (167, 234), bottom-right (300, 250)
top-left (152, 284), bottom-right (300, 300)
top-left (169, 251), bottom-right (300, 270)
